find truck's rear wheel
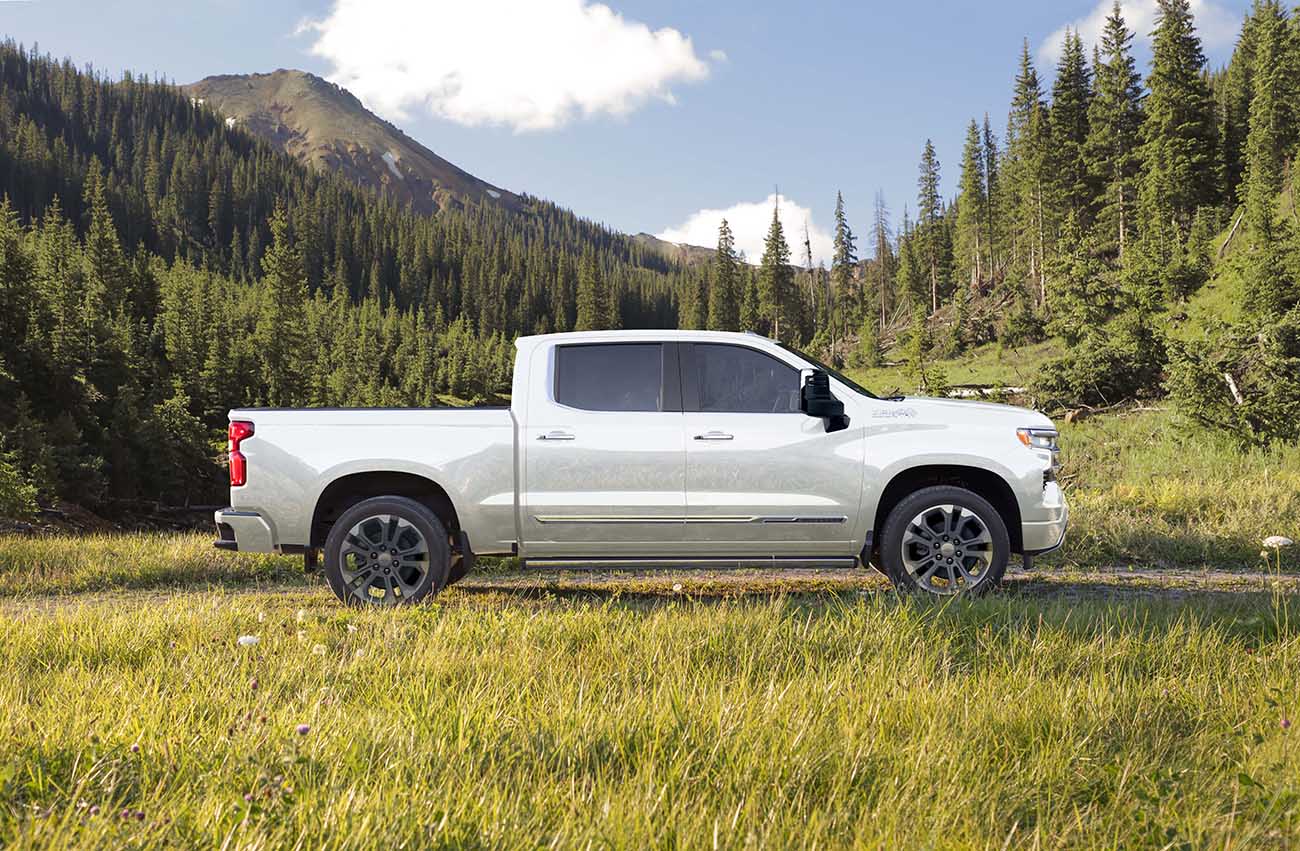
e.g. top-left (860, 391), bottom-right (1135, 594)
top-left (879, 485), bottom-right (1009, 596)
top-left (323, 496), bottom-right (450, 607)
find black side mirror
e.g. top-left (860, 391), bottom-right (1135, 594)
top-left (801, 371), bottom-right (849, 432)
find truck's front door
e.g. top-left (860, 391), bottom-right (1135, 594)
top-left (521, 341), bottom-right (685, 557)
top-left (680, 343), bottom-right (864, 557)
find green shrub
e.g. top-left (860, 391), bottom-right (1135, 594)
top-left (0, 450), bottom-right (37, 519)
top-left (1032, 312), bottom-right (1166, 408)
top-left (1167, 307), bottom-right (1300, 447)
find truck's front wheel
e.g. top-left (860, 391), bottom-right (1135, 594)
top-left (323, 496), bottom-right (451, 606)
top-left (879, 486), bottom-right (1009, 596)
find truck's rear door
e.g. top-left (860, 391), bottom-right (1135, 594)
top-left (521, 341), bottom-right (685, 556)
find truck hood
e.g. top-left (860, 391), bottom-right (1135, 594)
top-left (877, 396), bottom-right (1054, 429)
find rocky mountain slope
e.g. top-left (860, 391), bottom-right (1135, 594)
top-left (186, 70), bottom-right (523, 215)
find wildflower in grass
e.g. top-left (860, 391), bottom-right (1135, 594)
top-left (1284, 718), bottom-right (1292, 730)
top-left (88, 806), bottom-right (99, 816)
top-left (1263, 536), bottom-right (1294, 549)
top-left (237, 635), bottom-right (259, 647)
top-left (296, 723), bottom-right (311, 736)
top-left (249, 677), bottom-right (259, 690)
top-left (130, 743), bottom-right (140, 754)
top-left (346, 624), bottom-right (358, 633)
top-left (296, 609), bottom-right (307, 623)
top-left (672, 583), bottom-right (683, 593)
top-left (312, 643), bottom-right (327, 655)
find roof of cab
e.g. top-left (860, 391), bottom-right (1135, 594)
top-left (515, 329), bottom-right (777, 348)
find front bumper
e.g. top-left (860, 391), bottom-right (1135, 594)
top-left (213, 508), bottom-right (275, 553)
top-left (1021, 483), bottom-right (1069, 555)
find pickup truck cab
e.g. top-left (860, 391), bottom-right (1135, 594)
top-left (215, 330), bottom-right (1067, 604)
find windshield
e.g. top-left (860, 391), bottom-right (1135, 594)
top-left (777, 343), bottom-right (879, 399)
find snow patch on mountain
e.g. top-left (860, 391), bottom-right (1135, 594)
top-left (381, 150), bottom-right (403, 180)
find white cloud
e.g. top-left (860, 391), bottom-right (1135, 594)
top-left (1038, 0), bottom-right (1239, 67)
top-left (300, 0), bottom-right (717, 132)
top-left (656, 194), bottom-right (835, 268)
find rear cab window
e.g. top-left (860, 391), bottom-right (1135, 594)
top-left (555, 343), bottom-right (680, 412)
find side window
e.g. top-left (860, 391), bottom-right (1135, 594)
top-left (555, 344), bottom-right (664, 412)
top-left (694, 344), bottom-right (801, 413)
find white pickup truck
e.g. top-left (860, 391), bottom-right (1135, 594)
top-left (215, 330), bottom-right (1067, 604)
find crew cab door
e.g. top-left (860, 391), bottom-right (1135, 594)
top-left (521, 342), bottom-right (685, 556)
top-left (680, 343), bottom-right (863, 556)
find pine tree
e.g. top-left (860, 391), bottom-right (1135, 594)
top-left (1051, 29), bottom-right (1095, 228)
top-left (758, 200), bottom-right (794, 341)
top-left (82, 163), bottom-right (127, 363)
top-left (680, 270), bottom-right (707, 329)
top-left (0, 199), bottom-right (34, 380)
top-left (709, 218), bottom-right (740, 330)
top-left (1139, 0), bottom-right (1219, 236)
top-left (916, 139), bottom-right (944, 313)
top-left (255, 202), bottom-right (308, 406)
top-left (830, 192), bottom-right (858, 338)
top-left (1241, 1), bottom-right (1299, 315)
top-left (955, 120), bottom-right (988, 292)
top-left (740, 267), bottom-right (761, 332)
top-left (981, 115), bottom-right (1002, 282)
top-left (1085, 1), bottom-right (1144, 259)
top-left (902, 305), bottom-right (948, 396)
top-left (1005, 41), bottom-right (1053, 304)
top-left (870, 192), bottom-right (894, 330)
top-left (856, 314), bottom-right (882, 368)
top-left (574, 251), bottom-right (607, 331)
top-left (1047, 213), bottom-right (1116, 344)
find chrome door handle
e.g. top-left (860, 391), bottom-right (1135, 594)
top-left (694, 431), bottom-right (734, 441)
top-left (538, 430), bottom-right (575, 441)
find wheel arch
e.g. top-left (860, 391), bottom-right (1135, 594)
top-left (871, 464), bottom-right (1023, 555)
top-left (310, 471), bottom-right (461, 548)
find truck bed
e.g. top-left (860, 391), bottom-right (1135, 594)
top-left (227, 407), bottom-right (517, 553)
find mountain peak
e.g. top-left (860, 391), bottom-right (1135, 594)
top-left (185, 70), bottom-right (522, 215)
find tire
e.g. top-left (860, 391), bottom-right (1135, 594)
top-left (879, 485), bottom-right (1009, 596)
top-left (323, 496), bottom-right (451, 607)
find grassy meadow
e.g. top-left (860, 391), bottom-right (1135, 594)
top-left (1, 403), bottom-right (1298, 848)
top-left (1, 561), bottom-right (1298, 848)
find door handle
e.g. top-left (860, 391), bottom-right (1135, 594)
top-left (693, 431), bottom-right (734, 441)
top-left (538, 430), bottom-right (575, 441)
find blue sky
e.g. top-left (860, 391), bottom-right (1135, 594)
top-left (1, 0), bottom-right (1252, 263)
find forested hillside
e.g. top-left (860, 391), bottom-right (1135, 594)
top-left (827, 0), bottom-right (1300, 445)
top-left (1, 0), bottom-right (1299, 519)
top-left (0, 40), bottom-right (703, 512)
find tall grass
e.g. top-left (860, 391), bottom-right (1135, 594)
top-left (0, 533), bottom-right (303, 597)
top-left (1055, 408), bottom-right (1300, 569)
top-left (1, 589), bottom-right (1297, 848)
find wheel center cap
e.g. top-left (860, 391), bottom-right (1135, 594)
top-left (379, 553), bottom-right (395, 568)
top-left (940, 542), bottom-right (957, 558)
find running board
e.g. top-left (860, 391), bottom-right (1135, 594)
top-left (521, 556), bottom-right (862, 571)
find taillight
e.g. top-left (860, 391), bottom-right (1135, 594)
top-left (228, 420), bottom-right (254, 487)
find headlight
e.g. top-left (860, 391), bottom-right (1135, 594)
top-left (1016, 427), bottom-right (1058, 451)
top-left (1017, 427), bottom-right (1060, 479)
